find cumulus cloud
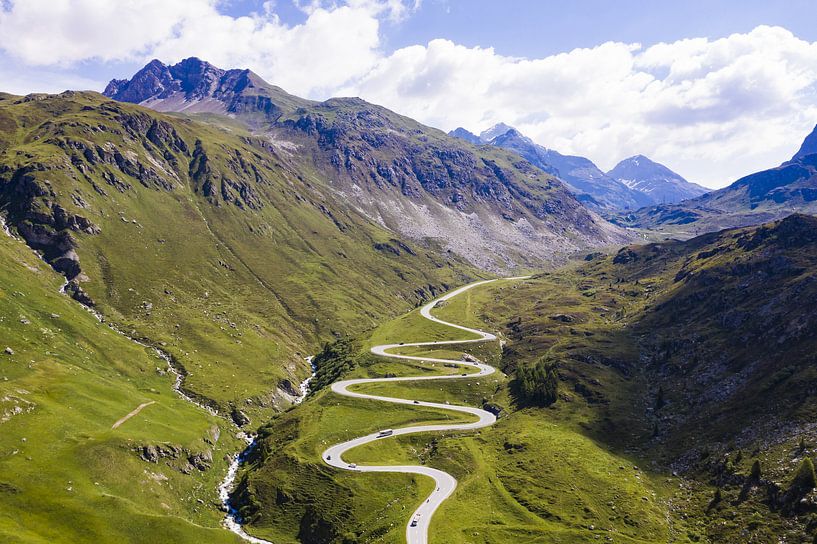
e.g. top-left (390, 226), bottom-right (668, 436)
top-left (345, 26), bottom-right (817, 187)
top-left (0, 1), bottom-right (816, 187)
top-left (0, 0), bottom-right (404, 95)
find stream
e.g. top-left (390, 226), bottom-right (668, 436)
top-left (219, 356), bottom-right (315, 543)
top-left (2, 215), bottom-right (314, 544)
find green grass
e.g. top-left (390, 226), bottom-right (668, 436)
top-left (0, 234), bottom-right (242, 543)
top-left (239, 276), bottom-right (691, 543)
top-left (0, 91), bottom-right (480, 419)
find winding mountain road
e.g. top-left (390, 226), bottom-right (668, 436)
top-left (322, 277), bottom-right (528, 544)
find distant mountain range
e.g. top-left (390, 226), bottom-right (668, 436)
top-left (449, 124), bottom-right (708, 212)
top-left (619, 125), bottom-right (817, 233)
top-left (607, 154), bottom-right (708, 204)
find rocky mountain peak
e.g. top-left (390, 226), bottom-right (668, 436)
top-left (102, 57), bottom-right (307, 118)
top-left (448, 127), bottom-right (482, 144)
top-left (103, 59), bottom-right (175, 103)
top-left (606, 154), bottom-right (707, 204)
top-left (793, 124), bottom-right (817, 161)
top-left (608, 155), bottom-right (677, 179)
top-left (479, 122), bottom-right (516, 142)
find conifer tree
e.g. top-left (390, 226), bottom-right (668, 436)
top-left (750, 459), bottom-right (761, 481)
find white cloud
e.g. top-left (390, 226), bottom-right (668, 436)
top-left (0, 1), bottom-right (815, 188)
top-left (0, 0), bottom-right (209, 65)
top-left (345, 26), bottom-right (817, 187)
top-left (0, 0), bottom-right (402, 95)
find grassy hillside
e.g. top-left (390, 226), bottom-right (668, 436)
top-left (0, 91), bottom-right (480, 420)
top-left (0, 230), bottom-right (242, 543)
top-left (236, 280), bottom-right (687, 544)
top-left (240, 214), bottom-right (817, 543)
top-left (105, 58), bottom-right (629, 273)
top-left (454, 214), bottom-right (817, 542)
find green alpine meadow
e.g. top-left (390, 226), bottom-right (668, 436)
top-left (2, 3), bottom-right (817, 543)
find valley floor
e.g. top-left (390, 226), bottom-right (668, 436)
top-left (5, 215), bottom-right (817, 544)
top-left (233, 276), bottom-right (693, 543)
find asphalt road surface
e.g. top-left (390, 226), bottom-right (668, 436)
top-left (322, 277), bottom-right (528, 544)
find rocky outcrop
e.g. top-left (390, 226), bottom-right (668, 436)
top-left (189, 140), bottom-right (262, 210)
top-left (0, 165), bottom-right (99, 285)
top-left (0, 99), bottom-right (202, 305)
top-left (137, 443), bottom-right (214, 474)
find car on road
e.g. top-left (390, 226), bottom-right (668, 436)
top-left (410, 514), bottom-right (421, 527)
top-left (377, 429), bottom-right (393, 437)
top-left (348, 463), bottom-right (357, 469)
top-left (413, 400), bottom-right (420, 404)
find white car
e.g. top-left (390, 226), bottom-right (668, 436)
top-left (410, 514), bottom-right (421, 527)
top-left (348, 463), bottom-right (357, 469)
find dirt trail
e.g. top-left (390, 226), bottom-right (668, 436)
top-left (111, 401), bottom-right (156, 429)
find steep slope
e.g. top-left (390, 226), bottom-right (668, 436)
top-left (105, 59), bottom-right (628, 272)
top-left (495, 214), bottom-right (817, 542)
top-left (620, 127), bottom-right (817, 235)
top-left (450, 124), bottom-right (654, 212)
top-left (0, 227), bottom-right (241, 544)
top-left (0, 90), bottom-right (481, 419)
top-left (606, 154), bottom-right (708, 204)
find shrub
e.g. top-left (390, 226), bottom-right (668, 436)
top-left (789, 457), bottom-right (817, 495)
top-left (309, 338), bottom-right (356, 393)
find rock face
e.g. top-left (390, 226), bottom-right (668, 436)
top-left (606, 155), bottom-right (708, 204)
top-left (104, 57), bottom-right (308, 120)
top-left (104, 59), bottom-right (629, 272)
top-left (138, 443), bottom-right (213, 473)
top-left (0, 102), bottom-right (193, 305)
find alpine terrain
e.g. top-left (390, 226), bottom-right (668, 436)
top-left (619, 125), bottom-right (817, 235)
top-left (0, 57), bottom-right (625, 543)
top-left (449, 123), bottom-right (706, 212)
top-left (1, 36), bottom-right (817, 544)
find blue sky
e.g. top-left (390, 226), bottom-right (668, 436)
top-left (387, 0), bottom-right (817, 57)
top-left (1, 0), bottom-right (816, 187)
